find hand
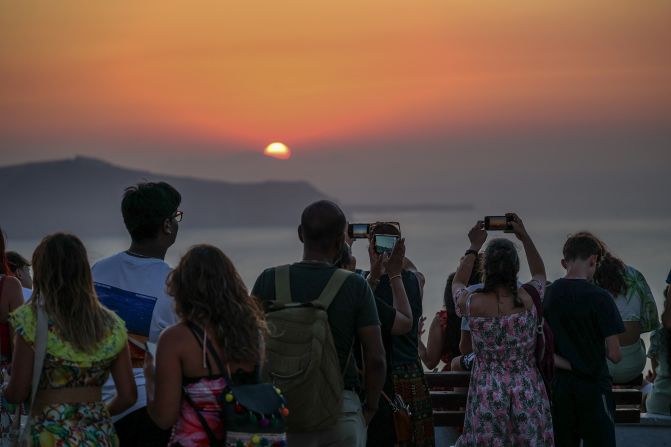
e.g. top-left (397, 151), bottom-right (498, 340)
top-left (507, 213), bottom-right (530, 242)
top-left (385, 238), bottom-right (406, 277)
top-left (418, 315), bottom-right (427, 337)
top-left (363, 405), bottom-right (377, 425)
top-left (368, 243), bottom-right (387, 279)
top-left (646, 369), bottom-right (656, 383)
top-left (468, 221), bottom-right (487, 251)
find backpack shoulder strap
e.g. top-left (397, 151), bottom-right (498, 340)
top-left (313, 269), bottom-right (352, 310)
top-left (274, 265), bottom-right (292, 305)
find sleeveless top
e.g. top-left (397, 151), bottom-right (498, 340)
top-left (169, 323), bottom-right (264, 447)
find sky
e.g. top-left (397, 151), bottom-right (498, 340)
top-left (1, 0), bottom-right (670, 214)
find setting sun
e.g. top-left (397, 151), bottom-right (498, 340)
top-left (263, 142), bottom-right (292, 160)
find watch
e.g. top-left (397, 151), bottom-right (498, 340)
top-left (464, 249), bottom-right (478, 257)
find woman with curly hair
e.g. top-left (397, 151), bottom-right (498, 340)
top-left (144, 244), bottom-right (280, 446)
top-left (582, 232), bottom-right (660, 384)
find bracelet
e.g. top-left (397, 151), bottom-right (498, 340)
top-left (389, 274), bottom-right (402, 281)
top-left (464, 249), bottom-right (478, 257)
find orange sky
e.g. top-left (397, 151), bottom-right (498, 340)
top-left (1, 0), bottom-right (670, 150)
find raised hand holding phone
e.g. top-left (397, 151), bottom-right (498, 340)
top-left (386, 238), bottom-right (406, 277)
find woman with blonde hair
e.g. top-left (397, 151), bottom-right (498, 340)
top-left (4, 233), bottom-right (136, 446)
top-left (144, 244), bottom-right (282, 446)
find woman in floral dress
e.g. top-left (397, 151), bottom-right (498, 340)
top-left (5, 233), bottom-right (136, 446)
top-left (452, 215), bottom-right (553, 446)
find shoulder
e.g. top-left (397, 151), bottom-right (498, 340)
top-left (159, 322), bottom-right (189, 343)
top-left (1, 275), bottom-right (22, 293)
top-left (251, 267), bottom-right (278, 300)
top-left (91, 252), bottom-right (124, 271)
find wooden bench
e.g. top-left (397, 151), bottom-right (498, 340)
top-left (426, 372), bottom-right (643, 427)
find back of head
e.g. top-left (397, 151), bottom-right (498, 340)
top-left (562, 232), bottom-right (603, 263)
top-left (369, 223), bottom-right (401, 238)
top-left (121, 182), bottom-right (181, 242)
top-left (481, 238), bottom-right (520, 305)
top-left (32, 233), bottom-right (114, 352)
top-left (168, 244), bottom-right (266, 364)
top-left (6, 251), bottom-right (30, 274)
top-left (300, 200), bottom-right (346, 253)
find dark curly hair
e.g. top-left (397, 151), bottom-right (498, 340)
top-left (480, 238), bottom-right (522, 307)
top-left (168, 245), bottom-right (267, 364)
top-left (576, 232), bottom-right (626, 296)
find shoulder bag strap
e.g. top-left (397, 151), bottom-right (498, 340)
top-left (274, 265), bottom-right (292, 305)
top-left (20, 304), bottom-right (49, 444)
top-left (313, 269), bottom-right (352, 310)
top-left (182, 390), bottom-right (224, 446)
top-left (521, 283), bottom-right (542, 326)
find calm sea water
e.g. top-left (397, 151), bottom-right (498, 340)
top-left (9, 211), bottom-right (670, 320)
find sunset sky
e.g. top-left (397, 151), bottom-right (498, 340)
top-left (1, 0), bottom-right (670, 212)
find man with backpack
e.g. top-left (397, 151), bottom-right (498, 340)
top-left (252, 200), bottom-right (386, 447)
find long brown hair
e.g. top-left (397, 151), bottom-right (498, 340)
top-left (168, 245), bottom-right (267, 364)
top-left (31, 233), bottom-right (117, 352)
top-left (577, 232), bottom-right (626, 296)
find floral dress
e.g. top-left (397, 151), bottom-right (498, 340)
top-left (10, 305), bottom-right (127, 446)
top-left (455, 283), bottom-right (554, 447)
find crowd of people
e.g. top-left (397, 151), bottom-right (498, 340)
top-left (0, 180), bottom-right (669, 447)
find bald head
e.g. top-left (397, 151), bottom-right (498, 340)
top-left (299, 200), bottom-right (346, 254)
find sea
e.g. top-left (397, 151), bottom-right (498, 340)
top-left (8, 210), bottom-right (671, 364)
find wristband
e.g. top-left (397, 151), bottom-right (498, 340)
top-left (389, 274), bottom-right (402, 281)
top-left (464, 249), bottom-right (478, 257)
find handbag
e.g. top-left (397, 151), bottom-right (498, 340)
top-left (183, 323), bottom-right (286, 446)
top-left (380, 390), bottom-right (412, 443)
top-left (522, 283), bottom-right (555, 395)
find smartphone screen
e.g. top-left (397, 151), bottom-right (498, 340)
top-left (349, 223), bottom-right (370, 239)
top-left (375, 234), bottom-right (399, 254)
top-left (484, 216), bottom-right (509, 231)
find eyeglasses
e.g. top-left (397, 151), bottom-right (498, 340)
top-left (173, 210), bottom-right (184, 222)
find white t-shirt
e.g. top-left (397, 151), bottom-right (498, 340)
top-left (92, 251), bottom-right (177, 421)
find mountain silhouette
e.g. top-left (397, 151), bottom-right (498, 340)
top-left (0, 156), bottom-right (331, 238)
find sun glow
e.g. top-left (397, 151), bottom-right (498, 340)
top-left (263, 142), bottom-right (292, 160)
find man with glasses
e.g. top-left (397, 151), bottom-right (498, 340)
top-left (92, 181), bottom-right (182, 447)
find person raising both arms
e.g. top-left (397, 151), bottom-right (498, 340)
top-left (453, 214), bottom-right (554, 446)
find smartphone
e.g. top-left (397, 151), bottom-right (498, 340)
top-left (348, 223), bottom-right (370, 239)
top-left (484, 215), bottom-right (513, 232)
top-left (374, 234), bottom-right (399, 254)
